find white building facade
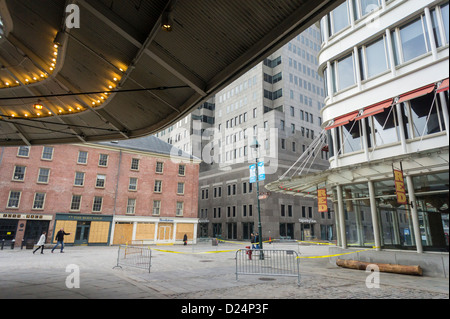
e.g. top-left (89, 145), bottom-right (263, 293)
top-left (269, 0), bottom-right (448, 272)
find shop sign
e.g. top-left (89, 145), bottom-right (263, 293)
top-left (317, 188), bottom-right (328, 212)
top-left (298, 218), bottom-right (317, 224)
top-left (1, 213), bottom-right (51, 220)
top-left (393, 169), bottom-right (407, 205)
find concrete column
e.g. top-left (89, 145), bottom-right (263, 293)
top-left (368, 180), bottom-right (381, 251)
top-left (424, 7), bottom-right (438, 60)
top-left (337, 185), bottom-right (347, 248)
top-left (438, 91), bottom-right (450, 140)
top-left (406, 175), bottom-right (423, 253)
top-left (395, 103), bottom-right (407, 154)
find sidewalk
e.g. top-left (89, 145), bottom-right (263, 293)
top-left (0, 242), bottom-right (448, 299)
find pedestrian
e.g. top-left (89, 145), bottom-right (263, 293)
top-left (254, 233), bottom-right (260, 249)
top-left (33, 231), bottom-right (46, 254)
top-left (183, 234), bottom-right (188, 245)
top-left (51, 228), bottom-right (70, 253)
top-left (250, 233), bottom-right (255, 249)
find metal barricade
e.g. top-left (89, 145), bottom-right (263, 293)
top-left (114, 245), bottom-right (152, 273)
top-left (235, 249), bottom-right (300, 286)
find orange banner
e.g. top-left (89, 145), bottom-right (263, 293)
top-left (317, 188), bottom-right (328, 212)
top-left (393, 169), bottom-right (407, 205)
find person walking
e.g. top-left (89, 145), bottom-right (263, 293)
top-left (33, 231), bottom-right (47, 254)
top-left (51, 228), bottom-right (70, 253)
top-left (183, 234), bottom-right (188, 245)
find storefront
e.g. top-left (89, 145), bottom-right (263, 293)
top-left (0, 213), bottom-right (52, 247)
top-left (111, 215), bottom-right (198, 245)
top-left (52, 213), bottom-right (113, 246)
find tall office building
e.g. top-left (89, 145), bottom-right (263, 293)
top-left (159, 25), bottom-right (331, 241)
top-left (267, 0), bottom-right (449, 275)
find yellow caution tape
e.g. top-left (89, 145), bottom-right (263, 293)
top-left (297, 240), bottom-right (334, 245)
top-left (151, 248), bottom-right (237, 255)
top-left (297, 247), bottom-right (380, 259)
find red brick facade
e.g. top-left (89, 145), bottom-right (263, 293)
top-left (0, 140), bottom-right (200, 246)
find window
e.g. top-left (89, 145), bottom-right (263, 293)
top-left (329, 1), bottom-right (349, 35)
top-left (291, 123), bottom-right (296, 134)
top-left (129, 177), bottom-right (138, 191)
top-left (336, 54), bottom-right (355, 90)
top-left (281, 204), bottom-right (286, 217)
top-left (77, 151), bottom-right (88, 164)
top-left (359, 36), bottom-right (390, 80)
top-left (7, 191), bottom-right (21, 208)
top-left (127, 198), bottom-right (136, 214)
top-left (17, 146), bottom-right (30, 157)
top-left (131, 158), bottom-right (140, 170)
top-left (176, 202), bottom-right (184, 216)
top-left (96, 174), bottom-right (106, 188)
top-left (156, 162), bottom-right (164, 173)
top-left (92, 196), bottom-right (103, 212)
top-left (441, 3), bottom-right (449, 44)
top-left (33, 193), bottom-right (46, 210)
top-left (154, 180), bottom-right (162, 193)
top-left (353, 0), bottom-right (380, 20)
top-left (177, 182), bottom-right (185, 195)
top-left (70, 195), bottom-right (82, 211)
top-left (37, 168), bottom-right (50, 183)
top-left (178, 164), bottom-right (186, 176)
top-left (153, 200), bottom-right (161, 215)
top-left (339, 120), bottom-right (362, 154)
top-left (13, 166), bottom-right (26, 181)
top-left (42, 146), bottom-right (54, 160)
top-left (288, 205), bottom-right (293, 217)
top-left (399, 17), bottom-right (429, 63)
top-left (98, 154), bottom-right (108, 166)
top-left (74, 172), bottom-right (85, 186)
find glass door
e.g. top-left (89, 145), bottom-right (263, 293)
top-left (74, 221), bottom-right (90, 245)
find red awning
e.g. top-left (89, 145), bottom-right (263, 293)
top-left (437, 78), bottom-right (449, 94)
top-left (325, 111), bottom-right (359, 130)
top-left (355, 99), bottom-right (393, 120)
top-left (397, 84), bottom-right (435, 104)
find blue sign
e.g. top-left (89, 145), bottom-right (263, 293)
top-left (258, 161), bottom-right (265, 181)
top-left (249, 164), bottom-right (257, 183)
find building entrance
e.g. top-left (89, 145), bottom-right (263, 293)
top-left (74, 221), bottom-right (90, 245)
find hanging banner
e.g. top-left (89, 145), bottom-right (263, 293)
top-left (317, 188), bottom-right (328, 213)
top-left (257, 161), bottom-right (265, 181)
top-left (393, 169), bottom-right (407, 205)
top-left (249, 164), bottom-right (257, 183)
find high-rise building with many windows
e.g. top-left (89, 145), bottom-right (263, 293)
top-left (268, 0), bottom-right (449, 276)
top-left (159, 25), bottom-right (331, 241)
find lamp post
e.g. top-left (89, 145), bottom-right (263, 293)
top-left (250, 137), bottom-right (263, 258)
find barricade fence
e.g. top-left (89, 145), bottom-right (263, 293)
top-left (114, 245), bottom-right (152, 273)
top-left (235, 249), bottom-right (300, 286)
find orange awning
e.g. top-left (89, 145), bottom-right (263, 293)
top-left (325, 111), bottom-right (359, 130)
top-left (436, 78), bottom-right (449, 94)
top-left (397, 84), bottom-right (435, 104)
top-left (355, 99), bottom-right (393, 120)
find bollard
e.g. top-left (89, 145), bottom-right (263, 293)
top-left (1, 239), bottom-right (4, 250)
top-left (11, 239), bottom-right (15, 249)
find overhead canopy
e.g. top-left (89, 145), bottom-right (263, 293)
top-left (0, 0), bottom-right (343, 146)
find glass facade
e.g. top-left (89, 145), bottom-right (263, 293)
top-left (333, 172), bottom-right (449, 251)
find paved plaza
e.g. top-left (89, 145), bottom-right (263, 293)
top-left (0, 241), bottom-right (448, 301)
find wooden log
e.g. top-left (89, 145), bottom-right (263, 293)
top-left (336, 259), bottom-right (423, 276)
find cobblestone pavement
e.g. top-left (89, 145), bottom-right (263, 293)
top-left (0, 243), bottom-right (448, 300)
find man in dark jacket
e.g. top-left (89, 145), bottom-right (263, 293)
top-left (51, 228), bottom-right (71, 253)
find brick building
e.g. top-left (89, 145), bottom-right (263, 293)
top-left (0, 136), bottom-right (200, 247)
